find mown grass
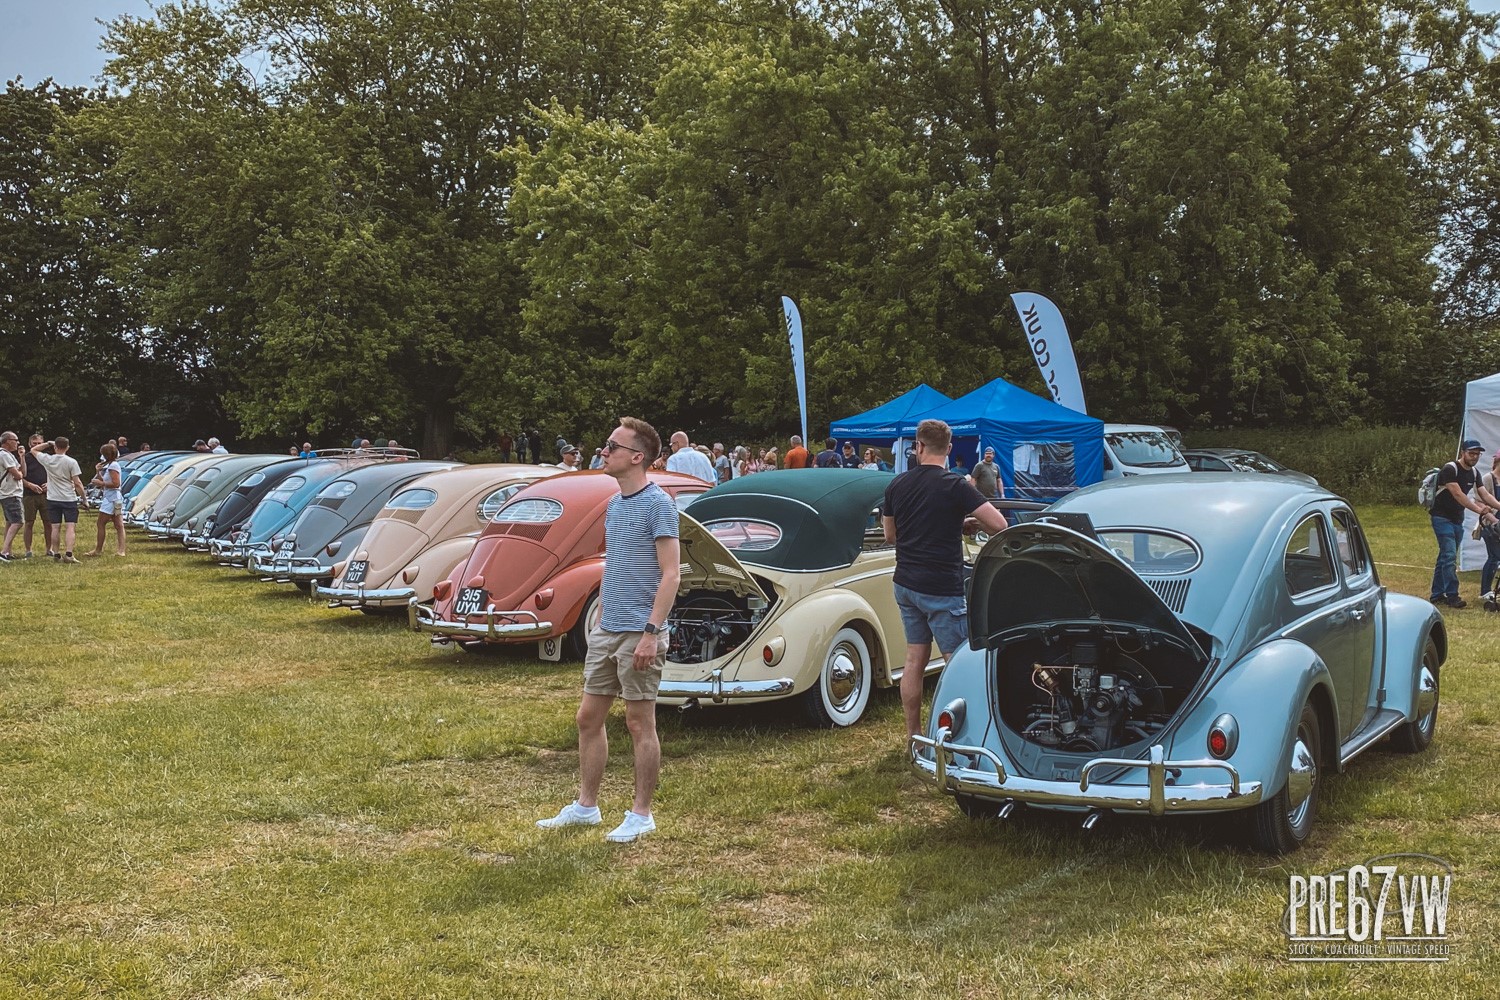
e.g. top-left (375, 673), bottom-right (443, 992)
top-left (2, 509), bottom-right (1497, 998)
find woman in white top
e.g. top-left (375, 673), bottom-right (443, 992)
top-left (86, 441), bottom-right (126, 556)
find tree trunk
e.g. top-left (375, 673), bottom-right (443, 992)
top-left (422, 405), bottom-right (455, 459)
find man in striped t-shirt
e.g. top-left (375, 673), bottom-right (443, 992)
top-left (538, 416), bottom-right (680, 843)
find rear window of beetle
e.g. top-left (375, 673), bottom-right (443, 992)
top-left (493, 498), bottom-right (563, 523)
top-left (1097, 529), bottom-right (1201, 574)
top-left (387, 488), bottom-right (438, 510)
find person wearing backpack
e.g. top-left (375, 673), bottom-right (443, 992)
top-left (1430, 439), bottom-right (1497, 608)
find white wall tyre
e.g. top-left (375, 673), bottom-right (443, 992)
top-left (562, 591), bottom-right (601, 662)
top-left (800, 626), bottom-right (872, 728)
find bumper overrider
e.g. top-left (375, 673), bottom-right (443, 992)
top-left (145, 519), bottom-right (174, 536)
top-left (408, 598), bottom-right (553, 643)
top-left (249, 550), bottom-right (334, 582)
top-left (210, 539), bottom-right (258, 566)
top-left (657, 668), bottom-right (796, 704)
top-left (910, 730), bottom-right (1263, 817)
top-left (316, 581), bottom-right (417, 608)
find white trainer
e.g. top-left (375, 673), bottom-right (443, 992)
top-left (536, 801), bottom-right (602, 829)
top-left (605, 811), bottom-right (656, 843)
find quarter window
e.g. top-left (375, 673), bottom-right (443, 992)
top-left (1284, 515), bottom-right (1337, 596)
top-left (1332, 510), bottom-right (1370, 581)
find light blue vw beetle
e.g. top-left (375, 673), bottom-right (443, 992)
top-left (912, 474), bottom-right (1442, 853)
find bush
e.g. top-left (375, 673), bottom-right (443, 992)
top-left (1185, 426), bottom-right (1458, 505)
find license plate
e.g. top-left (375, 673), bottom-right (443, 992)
top-left (453, 587), bottom-right (488, 617)
top-left (278, 542), bottom-right (295, 557)
top-left (344, 560), bottom-right (368, 585)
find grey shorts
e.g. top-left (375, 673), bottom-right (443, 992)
top-left (1, 497), bottom-right (20, 525)
top-left (582, 625), bottom-right (665, 701)
top-left (894, 583), bottom-right (969, 654)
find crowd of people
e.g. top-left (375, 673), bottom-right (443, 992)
top-left (1, 432), bottom-right (133, 562)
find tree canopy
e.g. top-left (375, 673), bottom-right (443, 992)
top-left (6, 0), bottom-right (1500, 450)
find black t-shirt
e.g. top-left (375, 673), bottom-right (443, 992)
top-left (814, 449), bottom-right (843, 468)
top-left (881, 464), bottom-right (988, 596)
top-left (1432, 462), bottom-right (1476, 524)
top-left (22, 450), bottom-right (46, 488)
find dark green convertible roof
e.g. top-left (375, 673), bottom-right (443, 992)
top-left (685, 468), bottom-right (894, 572)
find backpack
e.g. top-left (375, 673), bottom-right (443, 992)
top-left (1418, 464), bottom-right (1451, 510)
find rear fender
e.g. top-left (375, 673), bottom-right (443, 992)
top-left (531, 558), bottom-right (604, 632)
top-left (1166, 639), bottom-right (1339, 794)
top-left (738, 589), bottom-right (887, 691)
top-left (1381, 593), bottom-right (1444, 721)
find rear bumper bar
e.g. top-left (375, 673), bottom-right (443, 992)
top-left (909, 732), bottom-right (1262, 816)
top-left (408, 598), bottom-right (553, 642)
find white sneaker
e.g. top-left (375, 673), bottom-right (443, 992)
top-left (605, 810), bottom-right (656, 843)
top-left (536, 801), bottom-right (602, 829)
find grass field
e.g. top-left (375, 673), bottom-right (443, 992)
top-left (3, 507), bottom-right (1497, 998)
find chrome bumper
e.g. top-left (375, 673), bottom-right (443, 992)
top-left (211, 539), bottom-right (258, 566)
top-left (249, 550), bottom-right (332, 582)
top-left (316, 582), bottom-right (417, 608)
top-left (408, 598), bottom-right (553, 642)
top-left (145, 520), bottom-right (173, 536)
top-left (910, 731), bottom-right (1262, 817)
top-left (658, 668), bottom-right (796, 704)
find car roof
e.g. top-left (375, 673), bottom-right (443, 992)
top-left (1055, 472), bottom-right (1333, 526)
top-left (685, 468), bottom-right (894, 572)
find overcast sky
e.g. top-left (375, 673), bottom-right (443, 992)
top-left (4, 1), bottom-right (1500, 90)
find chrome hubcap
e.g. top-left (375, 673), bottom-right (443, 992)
top-left (826, 646), bottom-right (862, 711)
top-left (1415, 665), bottom-right (1438, 737)
top-left (1285, 731), bottom-right (1317, 828)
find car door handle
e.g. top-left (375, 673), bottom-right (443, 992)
top-left (1349, 607), bottom-right (1367, 622)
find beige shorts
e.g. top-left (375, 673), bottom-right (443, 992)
top-left (582, 625), bottom-right (664, 702)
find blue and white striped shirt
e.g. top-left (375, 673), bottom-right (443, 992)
top-left (600, 482), bottom-right (679, 632)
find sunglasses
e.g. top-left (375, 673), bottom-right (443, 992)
top-left (602, 438), bottom-right (643, 456)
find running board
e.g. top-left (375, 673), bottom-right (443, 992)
top-left (1339, 709), bottom-right (1408, 766)
top-left (890, 655), bottom-right (949, 683)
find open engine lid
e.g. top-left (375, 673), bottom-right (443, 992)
top-left (677, 513), bottom-right (769, 601)
top-left (969, 521), bottom-right (1206, 662)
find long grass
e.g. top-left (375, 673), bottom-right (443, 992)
top-left (2, 512), bottom-right (1497, 998)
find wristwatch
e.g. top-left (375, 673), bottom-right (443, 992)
top-left (643, 622), bottom-right (661, 635)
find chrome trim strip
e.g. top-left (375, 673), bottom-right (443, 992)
top-left (910, 731), bottom-right (1261, 816)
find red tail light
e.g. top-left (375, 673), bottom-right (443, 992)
top-left (535, 588), bottom-right (554, 610)
top-left (433, 580), bottom-right (454, 601)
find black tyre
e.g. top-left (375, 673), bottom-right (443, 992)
top-left (1248, 701), bottom-right (1321, 854)
top-left (1389, 638), bottom-right (1439, 753)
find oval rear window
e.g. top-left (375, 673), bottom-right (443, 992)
top-left (268, 475), bottom-right (306, 499)
top-left (476, 485), bottom-right (524, 521)
top-left (319, 480), bottom-right (358, 499)
top-left (240, 472), bottom-right (267, 489)
top-left (387, 488), bottom-right (438, 510)
top-left (704, 519), bottom-right (782, 551)
top-left (1095, 529), bottom-right (1201, 575)
top-left (493, 498), bottom-right (563, 523)
top-left (197, 468), bottom-right (222, 482)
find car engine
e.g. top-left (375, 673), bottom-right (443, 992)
top-left (667, 590), bottom-right (775, 664)
top-left (996, 630), bottom-right (1201, 753)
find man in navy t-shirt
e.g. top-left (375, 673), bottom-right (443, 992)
top-left (881, 419), bottom-right (1010, 737)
